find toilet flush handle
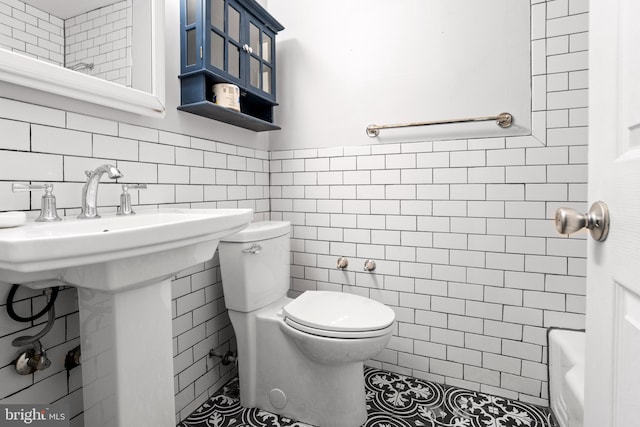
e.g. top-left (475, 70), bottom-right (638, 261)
top-left (242, 243), bottom-right (263, 254)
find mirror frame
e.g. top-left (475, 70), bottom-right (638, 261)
top-left (0, 0), bottom-right (165, 118)
top-left (528, 0), bottom-right (546, 146)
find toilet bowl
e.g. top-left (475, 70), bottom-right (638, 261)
top-left (218, 221), bottom-right (395, 427)
top-left (281, 290), bottom-right (394, 365)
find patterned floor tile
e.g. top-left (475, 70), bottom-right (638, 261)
top-left (178, 367), bottom-right (558, 427)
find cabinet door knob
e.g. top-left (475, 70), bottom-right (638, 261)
top-left (554, 201), bottom-right (610, 242)
top-left (242, 44), bottom-right (253, 54)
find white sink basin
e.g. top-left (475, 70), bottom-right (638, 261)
top-left (0, 208), bottom-right (252, 427)
top-left (0, 208), bottom-right (253, 291)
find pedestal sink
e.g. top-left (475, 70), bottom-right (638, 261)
top-left (0, 208), bottom-right (253, 427)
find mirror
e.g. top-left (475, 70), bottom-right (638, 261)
top-left (0, 0), bottom-right (165, 117)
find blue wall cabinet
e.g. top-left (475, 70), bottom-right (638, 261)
top-left (178, 0), bottom-right (284, 131)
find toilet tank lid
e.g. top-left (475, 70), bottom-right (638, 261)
top-left (220, 221), bottom-right (290, 242)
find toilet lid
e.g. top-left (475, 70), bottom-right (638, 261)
top-left (283, 291), bottom-right (395, 334)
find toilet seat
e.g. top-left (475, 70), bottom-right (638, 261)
top-left (283, 291), bottom-right (395, 339)
top-left (284, 317), bottom-right (393, 339)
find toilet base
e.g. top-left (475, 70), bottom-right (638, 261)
top-left (229, 298), bottom-right (369, 427)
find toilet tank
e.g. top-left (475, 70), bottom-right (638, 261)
top-left (218, 221), bottom-right (291, 312)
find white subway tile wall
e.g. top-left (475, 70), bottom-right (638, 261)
top-left (0, 99), bottom-right (270, 425)
top-left (0, 0), bottom-right (132, 86)
top-left (0, 0), bottom-right (64, 66)
top-left (0, 0), bottom-right (587, 424)
top-left (64, 1), bottom-right (132, 86)
top-left (269, 1), bottom-right (588, 407)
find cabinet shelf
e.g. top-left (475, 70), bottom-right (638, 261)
top-left (178, 100), bottom-right (281, 132)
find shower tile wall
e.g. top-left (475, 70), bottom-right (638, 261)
top-left (0, 98), bottom-right (270, 425)
top-left (270, 1), bottom-right (588, 407)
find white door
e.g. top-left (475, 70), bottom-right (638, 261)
top-left (585, 0), bottom-right (640, 426)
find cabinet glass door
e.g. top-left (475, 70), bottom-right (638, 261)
top-left (247, 19), bottom-right (275, 97)
top-left (226, 4), bottom-right (241, 79)
top-left (208, 0), bottom-right (243, 82)
top-left (209, 0), bottom-right (225, 70)
top-left (182, 0), bottom-right (202, 71)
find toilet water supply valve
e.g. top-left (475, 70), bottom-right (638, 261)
top-left (14, 340), bottom-right (50, 375)
top-left (6, 283), bottom-right (61, 375)
top-left (209, 349), bottom-right (237, 366)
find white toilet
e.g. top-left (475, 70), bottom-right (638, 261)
top-left (218, 221), bottom-right (395, 427)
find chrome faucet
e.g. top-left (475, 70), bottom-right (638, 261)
top-left (78, 164), bottom-right (123, 219)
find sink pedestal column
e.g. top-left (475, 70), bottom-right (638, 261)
top-left (78, 278), bottom-right (175, 427)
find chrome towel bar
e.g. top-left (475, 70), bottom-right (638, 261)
top-left (366, 112), bottom-right (513, 137)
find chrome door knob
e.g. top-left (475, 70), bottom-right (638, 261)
top-left (555, 201), bottom-right (610, 242)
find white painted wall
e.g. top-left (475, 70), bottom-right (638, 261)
top-left (268, 0), bottom-right (531, 150)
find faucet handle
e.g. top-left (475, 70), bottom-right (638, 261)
top-left (12, 183), bottom-right (48, 192)
top-left (117, 184), bottom-right (147, 216)
top-left (12, 183), bottom-right (62, 222)
top-left (124, 184), bottom-right (147, 190)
